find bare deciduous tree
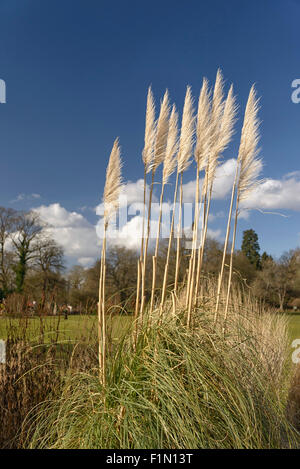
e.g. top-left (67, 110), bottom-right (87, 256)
top-left (254, 249), bottom-right (300, 311)
top-left (33, 237), bottom-right (64, 305)
top-left (0, 207), bottom-right (18, 294)
top-left (12, 211), bottom-right (44, 292)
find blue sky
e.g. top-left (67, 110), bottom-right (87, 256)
top-left (0, 0), bottom-right (299, 265)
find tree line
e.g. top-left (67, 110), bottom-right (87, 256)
top-left (1, 203), bottom-right (299, 313)
top-left (68, 229), bottom-right (300, 314)
top-left (0, 206), bottom-right (64, 304)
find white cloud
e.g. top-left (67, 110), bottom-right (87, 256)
top-left (33, 203), bottom-right (100, 264)
top-left (95, 179), bottom-right (163, 251)
top-left (184, 224), bottom-right (222, 250)
top-left (108, 215), bottom-right (145, 250)
top-left (207, 228), bottom-right (222, 240)
top-left (77, 257), bottom-right (95, 267)
top-left (31, 161), bottom-right (300, 266)
top-left (34, 200), bottom-right (159, 264)
top-left (183, 159), bottom-right (237, 202)
top-left (208, 211), bottom-right (225, 222)
top-left (182, 179), bottom-right (198, 203)
top-left (96, 179), bottom-right (158, 216)
top-left (241, 172), bottom-right (300, 211)
top-left (182, 158), bottom-right (300, 213)
top-left (212, 159), bottom-right (237, 199)
top-left (36, 203), bottom-right (91, 228)
top-left (11, 193), bottom-right (41, 204)
top-left (120, 179), bottom-right (157, 206)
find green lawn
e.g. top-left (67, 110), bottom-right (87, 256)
top-left (1, 312), bottom-right (299, 348)
top-left (288, 312), bottom-right (300, 343)
top-left (0, 314), bottom-right (132, 343)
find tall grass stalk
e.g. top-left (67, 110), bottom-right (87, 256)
top-left (174, 172), bottom-right (184, 293)
top-left (193, 70), bottom-right (224, 300)
top-left (186, 79), bottom-right (211, 322)
top-left (186, 164), bottom-right (200, 326)
top-left (160, 169), bottom-right (179, 313)
top-left (134, 167), bottom-right (146, 320)
top-left (174, 86), bottom-right (195, 294)
top-left (214, 157), bottom-right (239, 323)
top-left (224, 85), bottom-right (261, 331)
top-left (195, 75), bottom-right (236, 301)
top-left (194, 169), bottom-right (209, 300)
top-left (98, 138), bottom-right (122, 384)
top-left (150, 105), bottom-right (178, 313)
top-left (140, 90), bottom-right (169, 317)
top-left (140, 168), bottom-right (154, 317)
top-left (195, 178), bottom-right (212, 296)
top-left (134, 87), bottom-right (156, 322)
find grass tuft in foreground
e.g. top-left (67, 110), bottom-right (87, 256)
top-left (28, 306), bottom-right (300, 449)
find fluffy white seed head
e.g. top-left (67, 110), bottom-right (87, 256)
top-left (216, 84), bottom-right (237, 155)
top-left (142, 87), bottom-right (156, 173)
top-left (206, 69), bottom-right (224, 185)
top-left (195, 78), bottom-right (211, 171)
top-left (177, 86), bottom-right (195, 173)
top-left (103, 138), bottom-right (122, 224)
top-left (237, 85), bottom-right (262, 202)
top-left (208, 71), bottom-right (237, 185)
top-left (211, 69), bottom-right (224, 136)
top-left (152, 90), bottom-right (170, 171)
top-left (163, 104), bottom-right (179, 184)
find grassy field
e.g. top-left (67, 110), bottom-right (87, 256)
top-left (28, 308), bottom-right (300, 449)
top-left (288, 313), bottom-right (300, 342)
top-left (1, 312), bottom-right (299, 344)
top-left (1, 310), bottom-right (300, 448)
top-left (0, 314), bottom-right (132, 343)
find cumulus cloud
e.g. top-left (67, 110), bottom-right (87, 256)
top-left (36, 203), bottom-right (91, 228)
top-left (95, 179), bottom-right (162, 251)
top-left (96, 179), bottom-right (158, 216)
top-left (119, 179), bottom-right (158, 206)
top-left (241, 172), bottom-right (300, 211)
top-left (208, 211), bottom-right (225, 222)
top-left (31, 161), bottom-right (300, 266)
top-left (184, 224), bottom-right (222, 250)
top-left (207, 228), bottom-right (222, 240)
top-left (32, 175), bottom-right (235, 267)
top-left (212, 159), bottom-right (237, 199)
top-left (182, 158), bottom-right (300, 213)
top-left (11, 193), bottom-right (41, 204)
top-left (77, 257), bottom-right (96, 267)
top-left (33, 203), bottom-right (100, 266)
top-left (183, 159), bottom-right (237, 202)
